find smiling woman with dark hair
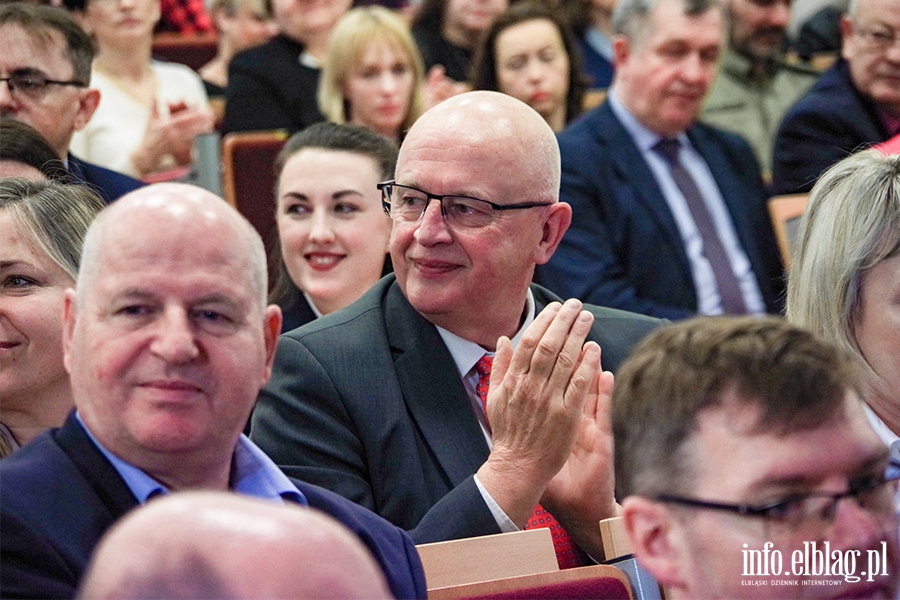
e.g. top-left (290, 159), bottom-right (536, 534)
top-left (271, 122), bottom-right (397, 331)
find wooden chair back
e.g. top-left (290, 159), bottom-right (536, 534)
top-left (767, 194), bottom-right (810, 269)
top-left (417, 529), bottom-right (558, 591)
top-left (599, 517), bottom-right (663, 600)
top-left (221, 130), bottom-right (289, 285)
top-left (428, 564), bottom-right (633, 600)
top-left (151, 32), bottom-right (218, 71)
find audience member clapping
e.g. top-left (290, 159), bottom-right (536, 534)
top-left (319, 6), bottom-right (424, 143)
top-left (787, 149), bottom-right (900, 450)
top-left (471, 1), bottom-right (587, 132)
top-left (252, 92), bottom-right (661, 567)
top-left (66, 0), bottom-right (214, 181)
top-left (271, 122), bottom-right (396, 331)
top-left (0, 177), bottom-right (104, 458)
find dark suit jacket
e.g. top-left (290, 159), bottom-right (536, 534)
top-left (223, 35), bottom-right (324, 135)
top-left (771, 60), bottom-right (889, 195)
top-left (67, 154), bottom-right (143, 204)
top-left (537, 101), bottom-right (785, 321)
top-left (251, 275), bottom-right (660, 545)
top-left (0, 413), bottom-right (426, 600)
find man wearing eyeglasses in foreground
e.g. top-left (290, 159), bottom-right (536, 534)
top-left (251, 91), bottom-right (660, 566)
top-left (0, 4), bottom-right (142, 202)
top-left (772, 0), bottom-right (900, 194)
top-left (614, 316), bottom-right (900, 598)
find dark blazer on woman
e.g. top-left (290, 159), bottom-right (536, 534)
top-left (223, 34), bottom-right (325, 134)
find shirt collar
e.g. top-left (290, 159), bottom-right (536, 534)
top-left (437, 288), bottom-right (536, 378)
top-left (608, 87), bottom-right (690, 153)
top-left (75, 412), bottom-right (306, 506)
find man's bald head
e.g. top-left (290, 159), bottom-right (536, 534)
top-left (401, 91), bottom-right (562, 204)
top-left (78, 184), bottom-right (267, 313)
top-left (78, 492), bottom-right (392, 600)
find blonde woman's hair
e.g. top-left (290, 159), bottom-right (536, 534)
top-left (786, 150), bottom-right (900, 371)
top-left (0, 177), bottom-right (104, 281)
top-left (318, 6), bottom-right (425, 136)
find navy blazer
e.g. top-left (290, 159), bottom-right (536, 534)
top-left (0, 413), bottom-right (426, 600)
top-left (251, 275), bottom-right (661, 545)
top-left (771, 60), bottom-right (889, 195)
top-left (538, 101), bottom-right (785, 320)
top-left (67, 154), bottom-right (143, 204)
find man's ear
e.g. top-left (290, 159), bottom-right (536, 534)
top-left (840, 15), bottom-right (854, 60)
top-left (612, 35), bottom-right (632, 69)
top-left (260, 304), bottom-right (283, 386)
top-left (73, 88), bottom-right (101, 132)
top-left (62, 288), bottom-right (78, 375)
top-left (533, 202), bottom-right (572, 265)
top-left (622, 496), bottom-right (691, 592)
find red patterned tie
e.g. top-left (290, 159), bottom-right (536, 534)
top-left (474, 355), bottom-right (584, 569)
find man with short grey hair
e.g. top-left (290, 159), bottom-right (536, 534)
top-left (772, 0), bottom-right (900, 194)
top-left (541, 0), bottom-right (784, 320)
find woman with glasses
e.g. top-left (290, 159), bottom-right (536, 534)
top-left (787, 149), bottom-right (900, 459)
top-left (66, 0), bottom-right (214, 181)
top-left (0, 178), bottom-right (104, 458)
top-left (271, 122), bottom-right (396, 331)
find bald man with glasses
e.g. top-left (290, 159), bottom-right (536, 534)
top-left (251, 91), bottom-right (660, 566)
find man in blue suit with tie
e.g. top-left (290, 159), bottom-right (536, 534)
top-left (538, 0), bottom-right (784, 320)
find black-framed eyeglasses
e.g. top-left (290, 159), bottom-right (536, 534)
top-left (377, 181), bottom-right (552, 229)
top-left (0, 75), bottom-right (87, 101)
top-left (655, 471), bottom-right (900, 535)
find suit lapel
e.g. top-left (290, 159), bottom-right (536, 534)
top-left (383, 283), bottom-right (490, 488)
top-left (54, 412), bottom-right (139, 519)
top-left (597, 104), bottom-right (692, 274)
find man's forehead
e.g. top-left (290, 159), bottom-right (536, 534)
top-left (0, 24), bottom-right (70, 68)
top-left (690, 393), bottom-right (886, 494)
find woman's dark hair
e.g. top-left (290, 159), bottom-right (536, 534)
top-left (275, 121), bottom-right (398, 183)
top-left (269, 122), bottom-right (398, 305)
top-left (470, 1), bottom-right (588, 125)
top-left (0, 120), bottom-right (72, 183)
